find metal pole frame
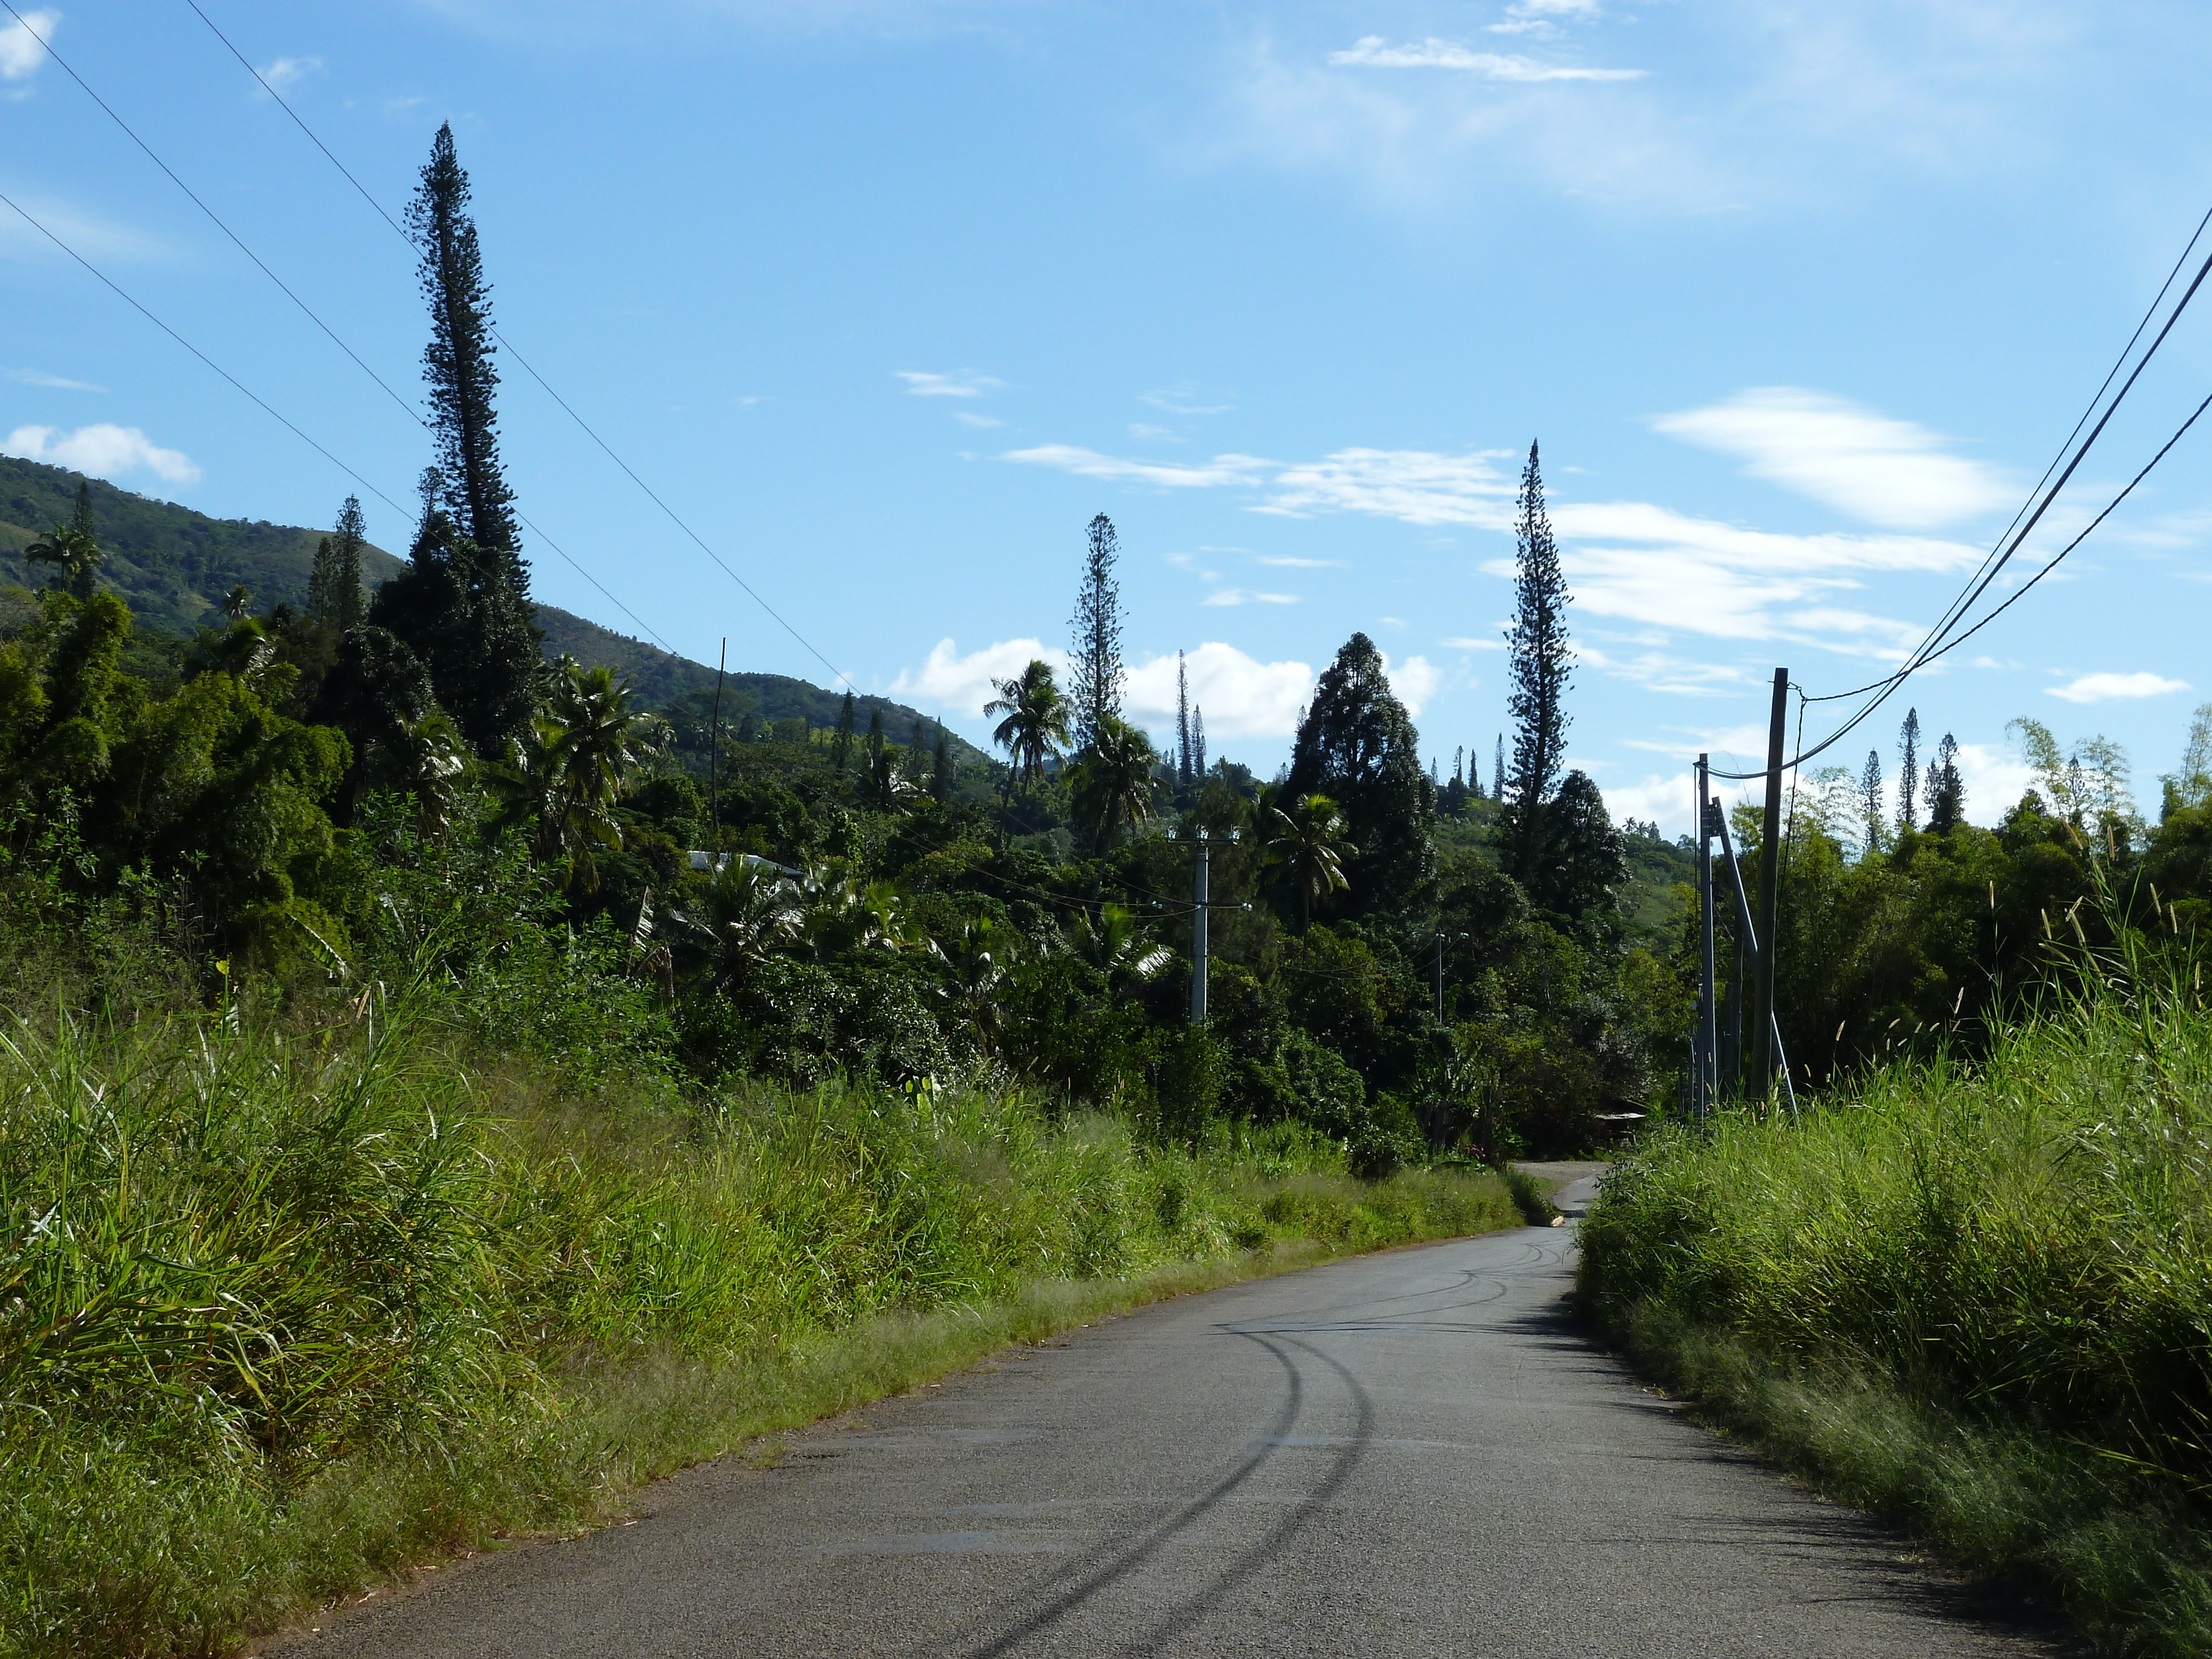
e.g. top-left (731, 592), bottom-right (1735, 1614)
top-left (1191, 833), bottom-right (1210, 1026)
top-left (1755, 666), bottom-right (1789, 1093)
top-left (1697, 755), bottom-right (1717, 1124)
top-left (1714, 808), bottom-right (1801, 1120)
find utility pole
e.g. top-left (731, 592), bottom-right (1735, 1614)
top-left (1755, 666), bottom-right (1789, 1094)
top-left (1180, 828), bottom-right (1240, 1024)
top-left (708, 637), bottom-right (727, 852)
top-left (1697, 755), bottom-right (1717, 1123)
top-left (1191, 832), bottom-right (1211, 1026)
top-left (1431, 931), bottom-right (1469, 1025)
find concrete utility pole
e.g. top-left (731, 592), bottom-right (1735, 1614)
top-left (1696, 755), bottom-right (1717, 1123)
top-left (1191, 832), bottom-right (1211, 1026)
top-left (1755, 667), bottom-right (1789, 1094)
top-left (1181, 828), bottom-right (1240, 1024)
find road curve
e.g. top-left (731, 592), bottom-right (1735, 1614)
top-left (276, 1173), bottom-right (2060, 1657)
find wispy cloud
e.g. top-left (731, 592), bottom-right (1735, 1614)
top-left (6, 366), bottom-right (105, 392)
top-left (1128, 422), bottom-right (1177, 441)
top-left (895, 369), bottom-right (1005, 398)
top-left (1254, 553), bottom-right (1336, 568)
top-left (1329, 34), bottom-right (1644, 82)
top-left (1260, 447), bottom-right (1517, 526)
top-left (1441, 635), bottom-right (1506, 650)
top-left (1142, 388), bottom-right (1232, 415)
top-left (1652, 388), bottom-right (2014, 530)
top-left (951, 410), bottom-right (1001, 428)
top-left (3, 422), bottom-right (200, 483)
top-left (1003, 444), bottom-right (1270, 489)
top-left (0, 8), bottom-right (58, 84)
top-left (0, 196), bottom-right (170, 264)
top-left (258, 55), bottom-right (322, 93)
top-left (1201, 588), bottom-right (1298, 607)
top-left (2046, 671), bottom-right (2190, 705)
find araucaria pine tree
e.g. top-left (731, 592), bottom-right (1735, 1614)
top-left (1069, 513), bottom-right (1124, 753)
top-left (1503, 441), bottom-right (1572, 886)
top-left (1190, 705), bottom-right (1206, 780)
top-left (308, 495), bottom-right (368, 634)
top-left (1493, 734), bottom-right (1505, 802)
top-left (832, 690), bottom-right (857, 772)
top-left (1860, 749), bottom-right (1884, 857)
top-left (1897, 708), bottom-right (1921, 833)
top-left (1176, 650), bottom-right (1192, 787)
top-left (1929, 732), bottom-right (1965, 833)
top-left (409, 123), bottom-right (523, 583)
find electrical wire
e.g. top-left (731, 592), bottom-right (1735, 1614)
top-left (0, 186), bottom-right (411, 521)
top-left (5, 2), bottom-right (678, 654)
top-left (181, 0), bottom-right (857, 691)
top-left (1708, 207), bottom-right (2212, 781)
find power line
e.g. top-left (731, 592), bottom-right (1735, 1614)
top-left (0, 186), bottom-right (411, 521)
top-left (4, 3), bottom-right (674, 654)
top-left (1712, 222), bottom-right (2212, 781)
top-left (182, 0), bottom-right (857, 691)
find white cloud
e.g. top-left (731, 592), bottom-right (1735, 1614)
top-left (258, 55), bottom-right (322, 93)
top-left (0, 197), bottom-right (170, 264)
top-left (0, 8), bottom-right (57, 82)
top-left (1003, 444), bottom-right (1270, 489)
top-left (1260, 447), bottom-right (1516, 525)
top-left (1441, 635), bottom-right (1505, 650)
top-left (6, 366), bottom-right (104, 392)
top-left (1254, 553), bottom-right (1335, 568)
top-left (1599, 773), bottom-right (1693, 836)
top-left (1128, 422), bottom-right (1177, 441)
top-left (895, 369), bottom-right (1004, 398)
top-left (1382, 651), bottom-right (1439, 714)
top-left (1126, 641), bottom-right (1314, 739)
top-left (891, 637), bottom-right (1067, 719)
top-left (3, 422), bottom-right (200, 483)
top-left (2046, 671), bottom-right (2190, 705)
top-left (1952, 742), bottom-right (2038, 821)
top-left (1328, 34), bottom-right (1644, 82)
top-left (1201, 588), bottom-right (1298, 607)
top-left (1141, 389), bottom-right (1231, 415)
top-left (1652, 388), bottom-right (2014, 530)
top-left (951, 410), bottom-right (1000, 428)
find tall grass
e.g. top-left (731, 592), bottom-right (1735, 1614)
top-left (1579, 935), bottom-right (2212, 1654)
top-left (0, 1001), bottom-right (1520, 1657)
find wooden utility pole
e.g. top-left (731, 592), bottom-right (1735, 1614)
top-left (1754, 667), bottom-right (1789, 1094)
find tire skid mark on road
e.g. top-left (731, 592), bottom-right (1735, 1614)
top-left (1112, 1332), bottom-right (1378, 1657)
top-left (937, 1334), bottom-right (1310, 1657)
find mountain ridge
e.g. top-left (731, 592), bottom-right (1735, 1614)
top-left (0, 452), bottom-right (983, 760)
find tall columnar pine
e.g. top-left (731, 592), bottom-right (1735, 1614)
top-left (1503, 441), bottom-right (1572, 888)
top-left (932, 727), bottom-right (951, 801)
top-left (1493, 733), bottom-right (1505, 802)
top-left (307, 495), bottom-right (368, 634)
top-left (832, 690), bottom-right (856, 771)
top-left (409, 124), bottom-right (523, 583)
top-left (1175, 650), bottom-right (1192, 787)
top-left (1069, 513), bottom-right (1124, 753)
top-left (1928, 732), bottom-right (1965, 833)
top-left (1190, 705), bottom-right (1205, 779)
top-left (1860, 748), bottom-right (1884, 857)
top-left (1897, 707), bottom-right (1921, 833)
top-left (1284, 632), bottom-right (1436, 915)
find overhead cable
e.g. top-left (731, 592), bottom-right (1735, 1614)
top-left (182, 0), bottom-right (857, 691)
top-left (5, 3), bottom-right (674, 653)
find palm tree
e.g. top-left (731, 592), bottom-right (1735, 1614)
top-left (672, 859), bottom-right (805, 994)
top-left (550, 659), bottom-right (658, 805)
top-left (222, 584), bottom-right (253, 621)
top-left (1071, 716), bottom-right (1160, 853)
top-left (1260, 789), bottom-right (1357, 926)
top-left (931, 916), bottom-right (1019, 1051)
top-left (983, 659), bottom-right (1070, 795)
top-left (23, 523), bottom-right (102, 598)
top-left (1069, 902), bottom-right (1172, 986)
top-left (360, 708), bottom-right (471, 838)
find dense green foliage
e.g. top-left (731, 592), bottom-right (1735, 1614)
top-left (1580, 919), bottom-right (2212, 1654)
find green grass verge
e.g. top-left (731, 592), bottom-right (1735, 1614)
top-left (1, 1000), bottom-right (1520, 1658)
top-left (1578, 936), bottom-right (2212, 1656)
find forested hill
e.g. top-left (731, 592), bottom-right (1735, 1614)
top-left (0, 453), bottom-right (980, 759)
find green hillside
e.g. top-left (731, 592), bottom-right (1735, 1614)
top-left (0, 452), bottom-right (983, 761)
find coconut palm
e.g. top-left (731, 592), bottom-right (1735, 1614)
top-left (359, 708), bottom-right (471, 838)
top-left (1260, 789), bottom-right (1358, 926)
top-left (672, 859), bottom-right (805, 994)
top-left (931, 916), bottom-right (1019, 1050)
top-left (222, 584), bottom-right (253, 622)
top-left (1069, 901), bottom-right (1172, 985)
top-left (550, 659), bottom-right (658, 804)
top-left (23, 523), bottom-right (102, 598)
top-left (1070, 716), bottom-right (1161, 853)
top-left (983, 659), bottom-right (1071, 795)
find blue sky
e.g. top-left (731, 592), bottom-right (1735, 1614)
top-left (5, 1), bottom-right (2210, 831)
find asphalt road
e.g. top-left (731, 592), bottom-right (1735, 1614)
top-left (278, 1171), bottom-right (2063, 1657)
